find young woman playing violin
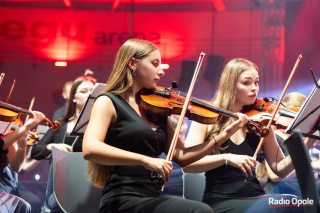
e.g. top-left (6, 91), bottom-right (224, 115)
top-left (82, 39), bottom-right (248, 212)
top-left (183, 58), bottom-right (316, 213)
top-left (1, 111), bottom-right (45, 213)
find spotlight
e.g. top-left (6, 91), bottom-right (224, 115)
top-left (161, 64), bottom-right (169, 70)
top-left (35, 174), bottom-right (40, 181)
top-left (55, 61), bottom-right (67, 67)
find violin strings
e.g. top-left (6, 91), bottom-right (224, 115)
top-left (171, 90), bottom-right (206, 102)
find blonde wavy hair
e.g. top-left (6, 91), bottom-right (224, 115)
top-left (87, 39), bottom-right (158, 188)
top-left (208, 58), bottom-right (259, 152)
top-left (282, 92), bottom-right (306, 107)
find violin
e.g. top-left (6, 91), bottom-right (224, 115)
top-left (26, 131), bottom-right (40, 145)
top-left (140, 86), bottom-right (221, 124)
top-left (140, 86), bottom-right (260, 134)
top-left (242, 98), bottom-right (299, 136)
top-left (0, 101), bottom-right (60, 130)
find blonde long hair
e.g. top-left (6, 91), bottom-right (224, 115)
top-left (101, 39), bottom-right (158, 95)
top-left (208, 58), bottom-right (259, 147)
top-left (87, 39), bottom-right (158, 188)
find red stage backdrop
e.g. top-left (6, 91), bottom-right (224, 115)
top-left (0, 6), bottom-right (262, 117)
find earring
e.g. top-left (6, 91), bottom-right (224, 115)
top-left (132, 69), bottom-right (136, 76)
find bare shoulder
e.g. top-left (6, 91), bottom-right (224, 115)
top-left (186, 121), bottom-right (209, 147)
top-left (94, 95), bottom-right (114, 109)
top-left (92, 95), bottom-right (117, 118)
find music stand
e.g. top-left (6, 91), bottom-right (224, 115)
top-left (70, 83), bottom-right (106, 136)
top-left (286, 79), bottom-right (320, 140)
top-left (0, 121), bottom-right (12, 135)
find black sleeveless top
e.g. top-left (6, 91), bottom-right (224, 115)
top-left (203, 133), bottom-right (265, 204)
top-left (100, 92), bottom-right (168, 205)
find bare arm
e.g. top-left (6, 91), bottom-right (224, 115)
top-left (181, 114), bottom-right (256, 177)
top-left (263, 128), bottom-right (317, 178)
top-left (2, 111), bottom-right (45, 150)
top-left (82, 96), bottom-right (173, 183)
top-left (8, 139), bottom-right (27, 173)
top-left (265, 160), bottom-right (282, 182)
top-left (31, 127), bottom-right (72, 160)
top-left (22, 159), bottom-right (41, 173)
top-left (174, 121), bottom-right (228, 171)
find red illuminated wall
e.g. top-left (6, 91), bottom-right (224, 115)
top-left (285, 0), bottom-right (320, 82)
top-left (0, 6), bottom-right (262, 117)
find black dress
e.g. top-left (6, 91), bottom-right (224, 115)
top-left (202, 134), bottom-right (304, 213)
top-left (99, 92), bottom-right (213, 213)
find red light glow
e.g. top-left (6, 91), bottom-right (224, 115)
top-left (55, 61), bottom-right (67, 66)
top-left (39, 37), bottom-right (89, 62)
top-left (212, 0), bottom-right (226, 11)
top-left (63, 0), bottom-right (71, 7)
top-left (161, 64), bottom-right (169, 69)
top-left (112, 0), bottom-right (121, 9)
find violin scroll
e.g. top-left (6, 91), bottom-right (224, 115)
top-left (0, 101), bottom-right (60, 131)
top-left (43, 118), bottom-right (60, 130)
top-left (245, 121), bottom-right (266, 137)
top-left (243, 98), bottom-right (300, 137)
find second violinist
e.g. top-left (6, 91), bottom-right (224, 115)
top-left (183, 58), bottom-right (316, 213)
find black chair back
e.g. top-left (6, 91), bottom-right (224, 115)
top-left (284, 131), bottom-right (319, 213)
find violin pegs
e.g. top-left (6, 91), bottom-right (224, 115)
top-left (263, 97), bottom-right (270, 103)
top-left (164, 80), bottom-right (178, 92)
top-left (171, 80), bottom-right (177, 89)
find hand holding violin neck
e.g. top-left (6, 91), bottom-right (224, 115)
top-left (0, 101), bottom-right (60, 130)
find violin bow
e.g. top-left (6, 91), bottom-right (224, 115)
top-left (25, 97), bottom-right (35, 123)
top-left (166, 52), bottom-right (205, 161)
top-left (6, 79), bottom-right (16, 103)
top-left (253, 54), bottom-right (302, 158)
top-left (0, 73), bottom-right (5, 87)
top-left (162, 52), bottom-right (205, 190)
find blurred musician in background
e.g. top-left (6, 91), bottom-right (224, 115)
top-left (31, 73), bottom-right (96, 213)
top-left (52, 81), bottom-right (73, 122)
top-left (256, 92), bottom-right (320, 197)
top-left (0, 111), bottom-right (44, 213)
